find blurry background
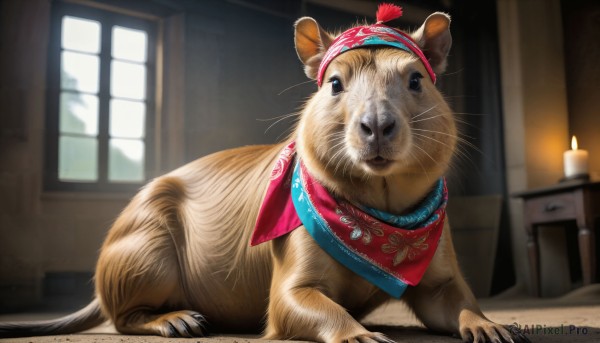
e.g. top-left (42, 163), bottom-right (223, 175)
top-left (0, 0), bottom-right (598, 312)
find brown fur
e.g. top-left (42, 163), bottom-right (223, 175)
top-left (0, 12), bottom-right (528, 343)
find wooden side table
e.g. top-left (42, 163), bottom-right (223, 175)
top-left (513, 180), bottom-right (600, 296)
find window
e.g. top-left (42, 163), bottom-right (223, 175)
top-left (45, 2), bottom-right (156, 192)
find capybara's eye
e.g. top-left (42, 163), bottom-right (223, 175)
top-left (329, 77), bottom-right (344, 95)
top-left (409, 72), bottom-right (423, 92)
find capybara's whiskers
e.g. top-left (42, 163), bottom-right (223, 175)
top-left (408, 149), bottom-right (432, 182)
top-left (412, 132), bottom-right (470, 162)
top-left (277, 79), bottom-right (315, 95)
top-left (411, 141), bottom-right (438, 165)
top-left (257, 112), bottom-right (300, 122)
top-left (410, 105), bottom-right (438, 121)
top-left (441, 68), bottom-right (464, 77)
top-left (262, 112), bottom-right (301, 134)
top-left (410, 113), bottom-right (444, 124)
top-left (453, 116), bottom-right (481, 130)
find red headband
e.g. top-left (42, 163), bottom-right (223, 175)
top-left (317, 4), bottom-right (436, 87)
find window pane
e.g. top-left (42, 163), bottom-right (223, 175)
top-left (59, 136), bottom-right (98, 181)
top-left (109, 139), bottom-right (145, 182)
top-left (61, 51), bottom-right (100, 93)
top-left (110, 99), bottom-right (145, 138)
top-left (62, 16), bottom-right (101, 54)
top-left (112, 26), bottom-right (147, 62)
top-left (60, 92), bottom-right (99, 135)
top-left (111, 60), bottom-right (146, 100)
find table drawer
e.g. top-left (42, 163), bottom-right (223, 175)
top-left (525, 192), bottom-right (576, 224)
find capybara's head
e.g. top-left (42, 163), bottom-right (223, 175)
top-left (294, 13), bottom-right (456, 195)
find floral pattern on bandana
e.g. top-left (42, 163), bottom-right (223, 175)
top-left (336, 202), bottom-right (384, 244)
top-left (382, 231), bottom-right (430, 267)
top-left (270, 143), bottom-right (295, 180)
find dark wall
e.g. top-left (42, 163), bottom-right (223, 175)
top-left (562, 0), bottom-right (600, 174)
top-left (438, 0), bottom-right (506, 197)
top-left (447, 0), bottom-right (512, 294)
top-left (182, 1), bottom-right (308, 160)
top-left (561, 0), bottom-right (600, 289)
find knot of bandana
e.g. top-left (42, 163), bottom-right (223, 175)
top-left (316, 6), bottom-right (436, 87)
top-left (251, 142), bottom-right (448, 298)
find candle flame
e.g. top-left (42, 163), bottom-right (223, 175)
top-left (571, 135), bottom-right (578, 150)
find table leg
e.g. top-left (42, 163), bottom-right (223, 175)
top-left (578, 226), bottom-right (596, 285)
top-left (526, 225), bottom-right (540, 297)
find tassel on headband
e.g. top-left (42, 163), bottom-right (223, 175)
top-left (376, 3), bottom-right (403, 24)
top-left (317, 3), bottom-right (437, 86)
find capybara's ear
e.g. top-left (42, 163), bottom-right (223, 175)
top-left (411, 12), bottom-right (452, 74)
top-left (294, 17), bottom-right (334, 79)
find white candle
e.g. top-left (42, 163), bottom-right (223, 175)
top-left (563, 135), bottom-right (589, 178)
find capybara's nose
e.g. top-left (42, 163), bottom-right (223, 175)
top-left (359, 112), bottom-right (398, 144)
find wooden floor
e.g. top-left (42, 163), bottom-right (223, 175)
top-left (1, 285), bottom-right (599, 343)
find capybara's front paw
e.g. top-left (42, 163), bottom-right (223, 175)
top-left (459, 318), bottom-right (531, 343)
top-left (153, 310), bottom-right (207, 338)
top-left (341, 331), bottom-right (395, 343)
top-left (115, 309), bottom-right (207, 337)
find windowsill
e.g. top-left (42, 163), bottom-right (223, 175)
top-left (42, 190), bottom-right (136, 201)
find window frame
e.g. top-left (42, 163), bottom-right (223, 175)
top-left (45, 1), bottom-right (157, 193)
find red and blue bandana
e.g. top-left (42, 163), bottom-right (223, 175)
top-left (250, 142), bottom-right (447, 298)
top-left (316, 5), bottom-right (436, 87)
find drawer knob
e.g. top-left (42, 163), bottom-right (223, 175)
top-left (544, 203), bottom-right (563, 212)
